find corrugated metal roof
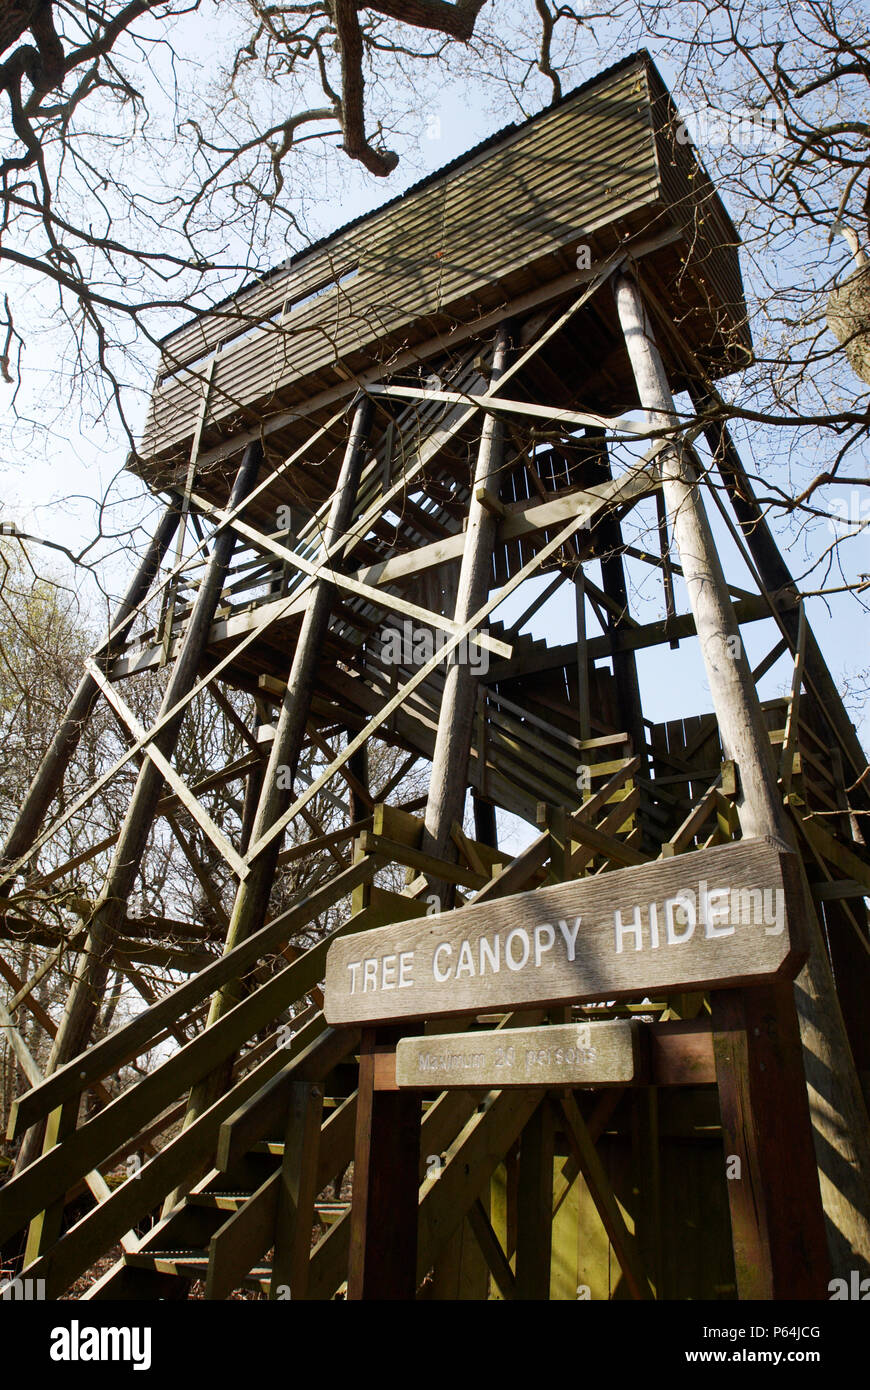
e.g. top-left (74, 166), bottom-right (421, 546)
top-left (159, 49), bottom-right (651, 346)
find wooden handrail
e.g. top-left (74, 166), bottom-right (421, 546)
top-left (8, 855), bottom-right (383, 1139)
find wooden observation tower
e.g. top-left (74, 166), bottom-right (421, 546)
top-left (2, 51), bottom-right (869, 1301)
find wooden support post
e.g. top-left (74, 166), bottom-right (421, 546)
top-left (44, 443), bottom-right (263, 1076)
top-left (574, 572), bottom-right (592, 744)
top-left (472, 794), bottom-right (498, 851)
top-left (615, 271), bottom-right (861, 1291)
top-left (631, 1088), bottom-right (662, 1298)
top-left (614, 275), bottom-right (787, 842)
top-left (421, 326), bottom-right (511, 903)
top-left (347, 744), bottom-right (369, 826)
top-left (270, 1081), bottom-right (324, 1300)
top-left (15, 445), bottom-right (260, 1218)
top-left (711, 983), bottom-right (830, 1298)
top-left (696, 405), bottom-right (870, 1276)
top-left (179, 398), bottom-right (373, 1140)
top-left (514, 1099), bottom-right (554, 1300)
top-left (347, 1028), bottom-right (421, 1300)
top-left (693, 386), bottom-right (870, 808)
top-left (585, 428), bottom-right (648, 767)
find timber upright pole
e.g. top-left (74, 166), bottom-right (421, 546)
top-left (16, 444), bottom-right (262, 1204)
top-left (614, 270), bottom-right (870, 1292)
top-left (421, 325), bottom-right (511, 904)
top-left (347, 746), bottom-right (369, 826)
top-left (347, 1025), bottom-right (421, 1300)
top-left (584, 428), bottom-right (647, 775)
top-left (45, 441), bottom-right (264, 1077)
top-left (178, 396), bottom-right (374, 1134)
top-left (348, 334), bottom-right (508, 1299)
top-left (19, 442), bottom-right (262, 1257)
top-left (692, 387), bottom-right (870, 808)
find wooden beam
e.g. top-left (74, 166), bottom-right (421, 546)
top-left (417, 1088), bottom-right (544, 1286)
top-left (347, 1027), bottom-right (421, 1300)
top-left (515, 1100), bottom-right (554, 1299)
top-left (248, 466), bottom-right (657, 865)
top-left (484, 594), bottom-right (786, 683)
top-left (557, 1092), bottom-right (654, 1300)
top-left (0, 506), bottom-right (179, 877)
top-left (269, 1081), bottom-right (324, 1299)
top-left (645, 1019), bottom-right (715, 1086)
top-left (711, 985), bottom-right (830, 1298)
top-left (467, 1198), bottom-right (517, 1299)
top-left (357, 831), bottom-right (488, 890)
top-left (8, 857), bottom-right (379, 1141)
top-left (615, 271), bottom-right (848, 1288)
top-left (369, 383), bottom-right (655, 439)
top-left (86, 660), bottom-right (248, 881)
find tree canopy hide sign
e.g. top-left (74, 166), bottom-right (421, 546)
top-left (324, 839), bottom-right (804, 1025)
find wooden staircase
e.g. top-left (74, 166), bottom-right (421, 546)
top-left (2, 699), bottom-right (867, 1298)
top-left (0, 763), bottom-right (652, 1300)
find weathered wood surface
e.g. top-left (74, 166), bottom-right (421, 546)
top-left (347, 1028), bottom-right (421, 1300)
top-left (325, 839), bottom-right (804, 1024)
top-left (617, 272), bottom-right (870, 1283)
top-left (140, 54), bottom-right (749, 475)
top-left (396, 1020), bottom-right (639, 1089)
top-left (140, 61), bottom-right (644, 462)
top-left (421, 324), bottom-right (510, 899)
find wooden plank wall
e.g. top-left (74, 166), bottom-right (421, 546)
top-left (489, 1090), bottom-right (736, 1300)
top-left (139, 53), bottom-right (746, 468)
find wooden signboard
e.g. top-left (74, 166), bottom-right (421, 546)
top-left (395, 1019), bottom-right (639, 1089)
top-left (324, 838), bottom-right (803, 1026)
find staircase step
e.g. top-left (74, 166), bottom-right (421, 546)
top-left (124, 1246), bottom-right (274, 1292)
top-left (251, 1140), bottom-right (284, 1156)
top-left (314, 1201), bottom-right (350, 1225)
top-left (188, 1192), bottom-right (251, 1211)
top-left (241, 1269), bottom-right (276, 1295)
top-left (124, 1249), bottom-right (210, 1279)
